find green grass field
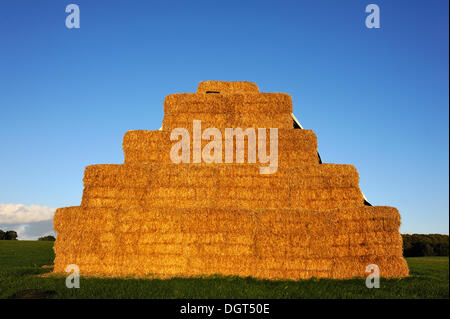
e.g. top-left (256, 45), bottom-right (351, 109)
top-left (0, 241), bottom-right (448, 299)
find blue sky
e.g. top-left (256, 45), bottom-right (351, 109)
top-left (0, 0), bottom-right (448, 238)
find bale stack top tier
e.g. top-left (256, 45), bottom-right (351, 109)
top-left (53, 81), bottom-right (409, 280)
top-left (197, 81), bottom-right (260, 94)
top-left (163, 81), bottom-right (293, 130)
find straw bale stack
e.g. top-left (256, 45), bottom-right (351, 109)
top-left (53, 81), bottom-right (408, 280)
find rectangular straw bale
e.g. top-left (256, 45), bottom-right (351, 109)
top-left (141, 232), bottom-right (251, 245)
top-left (281, 258), bottom-right (334, 272)
top-left (164, 113), bottom-right (231, 127)
top-left (53, 237), bottom-right (79, 256)
top-left (197, 81), bottom-right (260, 94)
top-left (292, 198), bottom-right (364, 210)
top-left (318, 244), bottom-right (400, 259)
top-left (53, 206), bottom-right (83, 232)
top-left (215, 186), bottom-right (289, 201)
top-left (331, 256), bottom-right (409, 278)
top-left (136, 253), bottom-right (190, 269)
top-left (277, 129), bottom-right (317, 151)
top-left (337, 219), bottom-right (399, 233)
top-left (162, 113), bottom-right (293, 131)
top-left (330, 205), bottom-right (400, 221)
top-left (53, 256), bottom-right (71, 272)
top-left (82, 197), bottom-right (142, 209)
top-left (162, 114), bottom-right (229, 131)
top-left (212, 199), bottom-right (283, 210)
top-left (348, 243), bottom-right (403, 257)
top-left (257, 243), bottom-right (319, 259)
top-left (124, 150), bottom-right (167, 164)
top-left (82, 186), bottom-right (146, 202)
top-left (164, 92), bottom-right (291, 115)
top-left (83, 164), bottom-right (154, 187)
top-left (347, 231), bottom-right (403, 246)
top-left (55, 207), bottom-right (117, 232)
top-left (137, 243), bottom-right (189, 255)
top-left (189, 254), bottom-right (255, 271)
top-left (123, 130), bottom-right (171, 164)
top-left (239, 93), bottom-right (292, 113)
top-left (256, 209), bottom-right (320, 226)
top-left (139, 232), bottom-right (195, 245)
top-left (148, 186), bottom-right (196, 200)
top-left (164, 93), bottom-right (234, 114)
top-left (233, 113), bottom-right (292, 129)
top-left (252, 268), bottom-right (319, 280)
top-left (194, 243), bottom-right (254, 257)
top-left (123, 130), bottom-right (171, 149)
top-left (290, 187), bottom-right (362, 201)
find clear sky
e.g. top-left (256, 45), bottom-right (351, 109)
top-left (0, 0), bottom-right (448, 238)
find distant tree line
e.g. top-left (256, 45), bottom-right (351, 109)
top-left (402, 234), bottom-right (449, 257)
top-left (0, 229), bottom-right (18, 240)
top-left (0, 230), bottom-right (56, 241)
top-left (38, 235), bottom-right (55, 241)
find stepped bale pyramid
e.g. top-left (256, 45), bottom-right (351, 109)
top-left (53, 81), bottom-right (409, 279)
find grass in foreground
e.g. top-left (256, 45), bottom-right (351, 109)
top-left (0, 241), bottom-right (448, 299)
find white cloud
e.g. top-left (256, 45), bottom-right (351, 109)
top-left (0, 204), bottom-right (57, 240)
top-left (0, 220), bottom-right (56, 240)
top-left (0, 203), bottom-right (56, 224)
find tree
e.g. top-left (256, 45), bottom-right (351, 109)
top-left (0, 229), bottom-right (5, 240)
top-left (5, 231), bottom-right (18, 240)
top-left (414, 242), bottom-right (434, 256)
top-left (38, 235), bottom-right (56, 241)
top-left (402, 234), bottom-right (449, 257)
